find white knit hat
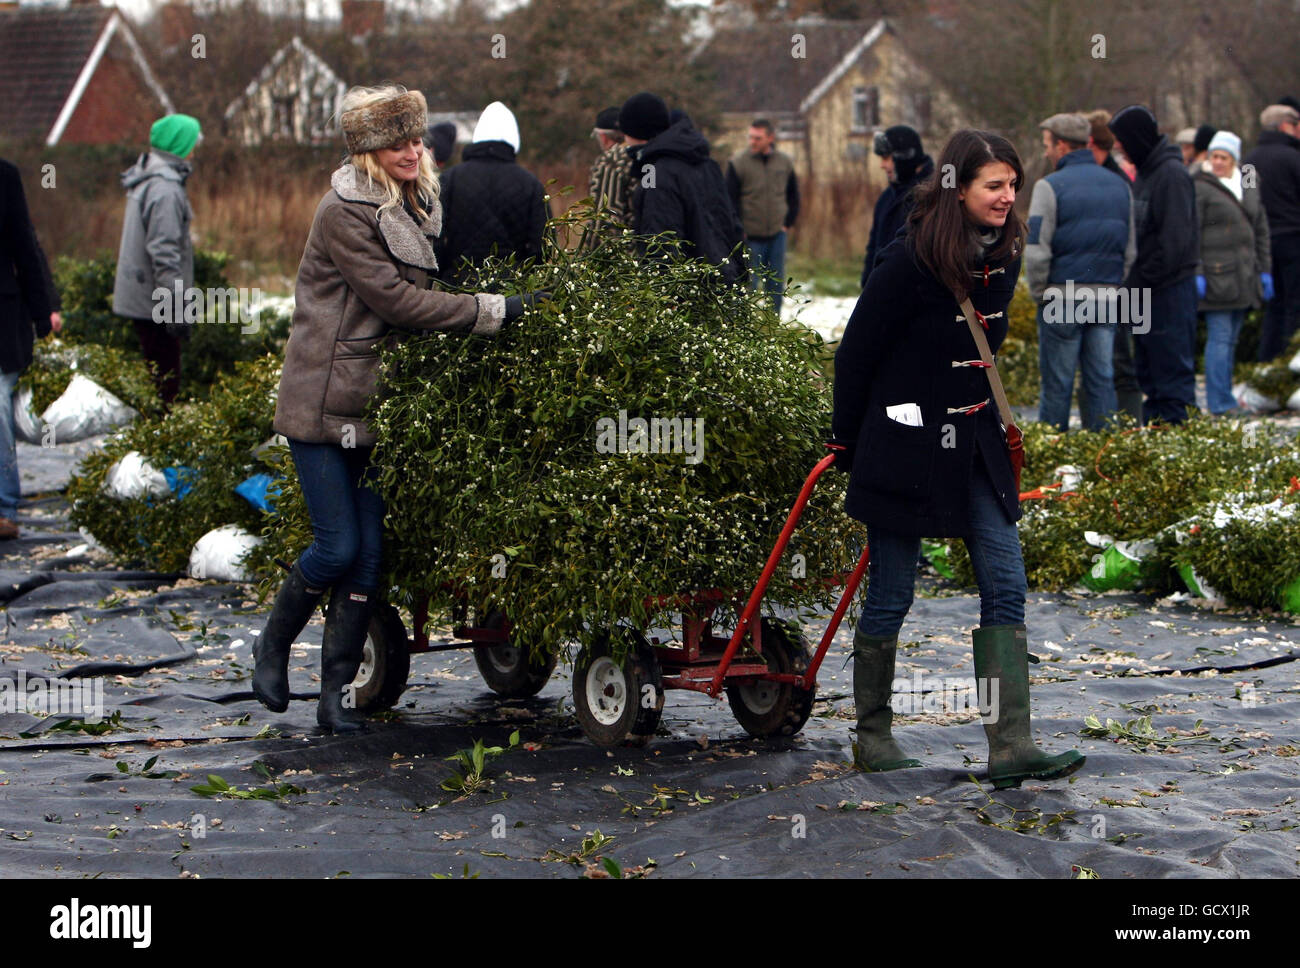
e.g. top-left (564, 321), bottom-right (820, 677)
top-left (1207, 130), bottom-right (1241, 162)
top-left (472, 101), bottom-right (520, 152)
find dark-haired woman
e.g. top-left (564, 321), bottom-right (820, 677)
top-left (832, 129), bottom-right (1085, 789)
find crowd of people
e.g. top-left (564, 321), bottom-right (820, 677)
top-left (5, 83), bottom-right (1300, 752)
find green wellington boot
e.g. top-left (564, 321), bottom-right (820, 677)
top-left (972, 624), bottom-right (1085, 789)
top-left (851, 631), bottom-right (923, 771)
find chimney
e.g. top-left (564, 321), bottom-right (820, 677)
top-left (158, 2), bottom-right (197, 51)
top-left (341, 0), bottom-right (384, 39)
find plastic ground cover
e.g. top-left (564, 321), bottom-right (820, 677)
top-left (1, 440), bottom-right (1296, 878)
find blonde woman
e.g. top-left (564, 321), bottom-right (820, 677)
top-left (252, 85), bottom-right (547, 733)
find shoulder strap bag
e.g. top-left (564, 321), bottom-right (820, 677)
top-left (955, 293), bottom-right (1024, 492)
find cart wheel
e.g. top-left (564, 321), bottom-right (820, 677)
top-left (473, 609), bottom-right (558, 698)
top-left (726, 618), bottom-right (815, 739)
top-left (572, 629), bottom-right (664, 748)
top-left (352, 603), bottom-right (411, 712)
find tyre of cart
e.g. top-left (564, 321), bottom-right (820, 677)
top-left (348, 446), bottom-right (868, 749)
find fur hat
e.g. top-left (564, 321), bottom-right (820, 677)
top-left (342, 90), bottom-right (428, 155)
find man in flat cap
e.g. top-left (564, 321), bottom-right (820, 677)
top-left (1026, 113), bottom-right (1135, 431)
top-left (579, 106), bottom-right (635, 252)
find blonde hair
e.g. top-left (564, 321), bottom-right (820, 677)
top-left (340, 84), bottom-right (438, 222)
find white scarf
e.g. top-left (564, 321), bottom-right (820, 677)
top-left (1219, 165), bottom-right (1243, 202)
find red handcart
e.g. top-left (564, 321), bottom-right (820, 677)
top-left (350, 448), bottom-right (869, 747)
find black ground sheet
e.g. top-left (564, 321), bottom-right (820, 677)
top-left (1, 440), bottom-right (1297, 878)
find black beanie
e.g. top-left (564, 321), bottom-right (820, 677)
top-left (1107, 105), bottom-right (1160, 168)
top-left (619, 92), bottom-right (670, 140)
top-left (1279, 96), bottom-right (1300, 112)
top-left (878, 124), bottom-right (924, 180)
top-left (426, 122), bottom-right (456, 164)
top-left (1193, 124), bottom-right (1217, 153)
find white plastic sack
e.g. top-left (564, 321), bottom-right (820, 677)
top-left (40, 374), bottom-right (138, 443)
top-left (1054, 464), bottom-right (1083, 493)
top-left (1287, 386), bottom-right (1300, 411)
top-left (102, 451), bottom-right (170, 500)
top-left (11, 384), bottom-right (44, 445)
top-left (1289, 348), bottom-right (1300, 375)
top-left (250, 434), bottom-right (288, 459)
top-left (188, 525), bottom-right (262, 583)
top-left (1233, 382), bottom-right (1280, 414)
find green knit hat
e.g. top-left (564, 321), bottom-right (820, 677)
top-left (150, 114), bottom-right (202, 158)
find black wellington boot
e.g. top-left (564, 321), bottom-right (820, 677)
top-left (317, 585), bottom-right (376, 735)
top-left (252, 563), bottom-right (324, 713)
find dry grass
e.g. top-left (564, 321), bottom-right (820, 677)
top-left (14, 140), bottom-right (879, 289)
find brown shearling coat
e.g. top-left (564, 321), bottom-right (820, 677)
top-left (274, 163), bottom-right (505, 447)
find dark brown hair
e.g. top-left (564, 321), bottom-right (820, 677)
top-left (906, 129), bottom-right (1025, 296)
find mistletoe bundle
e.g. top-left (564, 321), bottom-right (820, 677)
top-left (356, 238), bottom-right (862, 657)
top-left (22, 340), bottom-right (162, 419)
top-left (942, 417), bottom-right (1300, 604)
top-left (66, 355), bottom-right (282, 572)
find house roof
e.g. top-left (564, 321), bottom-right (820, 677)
top-left (225, 28), bottom-right (492, 120)
top-left (223, 36), bottom-right (346, 121)
top-left (0, 4), bottom-right (172, 145)
top-left (694, 17), bottom-right (891, 115)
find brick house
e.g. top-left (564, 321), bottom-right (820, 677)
top-left (0, 2), bottom-right (173, 146)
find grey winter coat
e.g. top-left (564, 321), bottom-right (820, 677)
top-left (1193, 169), bottom-right (1271, 311)
top-left (111, 150), bottom-right (194, 322)
top-left (273, 163), bottom-right (506, 448)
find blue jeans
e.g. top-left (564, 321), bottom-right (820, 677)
top-left (0, 370), bottom-right (19, 520)
top-left (1204, 308), bottom-right (1246, 413)
top-left (747, 231), bottom-right (787, 314)
top-left (1134, 277), bottom-right (1198, 424)
top-left (288, 438), bottom-right (384, 591)
top-left (857, 457), bottom-right (1027, 637)
top-left (1037, 300), bottom-right (1117, 431)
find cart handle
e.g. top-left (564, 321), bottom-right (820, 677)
top-left (705, 450), bottom-right (839, 697)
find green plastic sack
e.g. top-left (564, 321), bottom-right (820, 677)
top-left (1279, 576), bottom-right (1300, 613)
top-left (1081, 532), bottom-right (1157, 592)
top-left (922, 540), bottom-right (954, 579)
top-left (1176, 562), bottom-right (1221, 602)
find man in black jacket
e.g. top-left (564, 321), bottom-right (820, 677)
top-left (1244, 104), bottom-right (1300, 360)
top-left (1108, 105), bottom-right (1200, 424)
top-left (621, 92), bottom-right (746, 285)
top-left (0, 159), bottom-right (58, 539)
top-left (437, 101), bottom-right (549, 288)
top-left (860, 125), bottom-right (933, 287)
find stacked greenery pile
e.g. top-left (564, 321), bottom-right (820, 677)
top-left (22, 340), bottom-right (162, 419)
top-left (324, 234), bottom-right (863, 658)
top-left (65, 355), bottom-right (282, 572)
top-left (53, 250), bottom-right (291, 401)
top-left (941, 416), bottom-right (1300, 609)
top-left (997, 280), bottom-right (1040, 407)
top-left (1234, 325), bottom-right (1300, 410)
